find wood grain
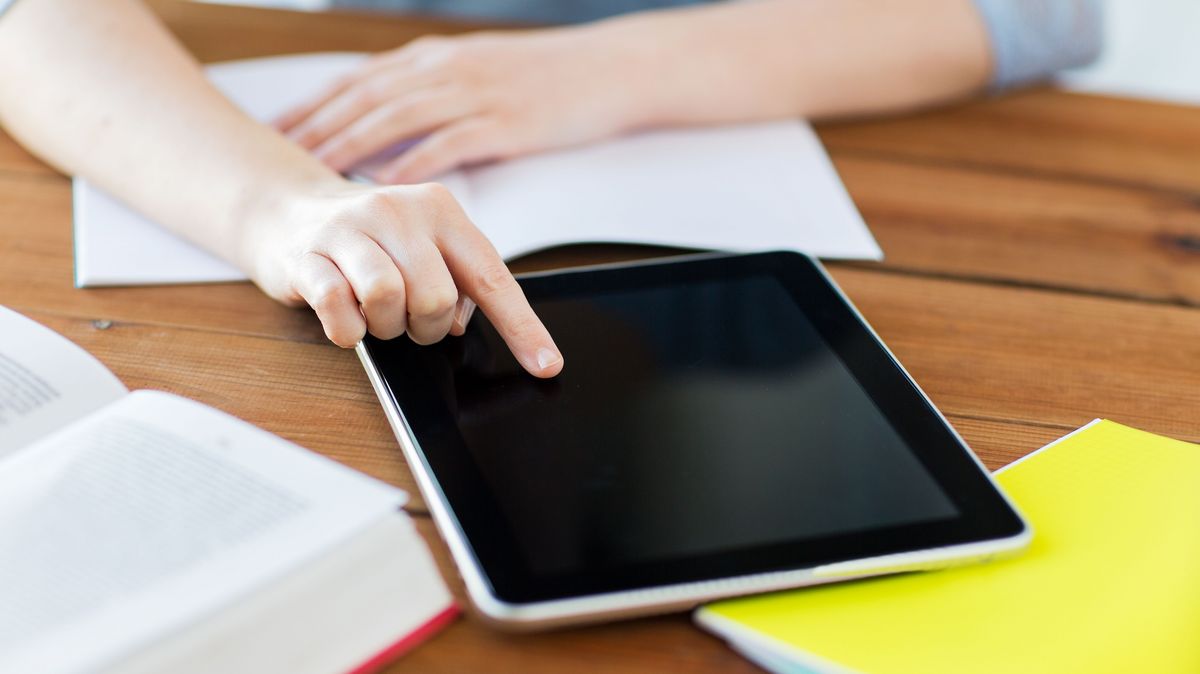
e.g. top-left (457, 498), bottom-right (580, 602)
top-left (819, 89), bottom-right (1200, 196)
top-left (826, 265), bottom-right (1200, 445)
top-left (832, 154), bottom-right (1200, 304)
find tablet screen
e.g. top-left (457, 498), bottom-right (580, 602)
top-left (446, 275), bottom-right (956, 575)
top-left (365, 252), bottom-right (1024, 602)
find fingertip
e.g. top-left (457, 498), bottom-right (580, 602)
top-left (323, 316), bottom-right (367, 348)
top-left (530, 347), bottom-right (564, 378)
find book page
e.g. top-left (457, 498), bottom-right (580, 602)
top-left (0, 306), bottom-right (126, 458)
top-left (0, 390), bottom-right (404, 674)
top-left (462, 121), bottom-right (881, 261)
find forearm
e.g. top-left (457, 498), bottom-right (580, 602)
top-left (586, 0), bottom-right (993, 126)
top-left (0, 0), bottom-right (341, 270)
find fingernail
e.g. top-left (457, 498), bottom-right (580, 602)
top-left (453, 299), bottom-right (476, 330)
top-left (536, 347), bottom-right (562, 370)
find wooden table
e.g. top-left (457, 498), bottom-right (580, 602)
top-left (3, 2), bottom-right (1199, 672)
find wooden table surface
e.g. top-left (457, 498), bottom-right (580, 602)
top-left (3, 2), bottom-right (1199, 672)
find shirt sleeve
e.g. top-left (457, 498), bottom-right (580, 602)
top-left (971, 0), bottom-right (1104, 90)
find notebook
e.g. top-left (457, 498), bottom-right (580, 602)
top-left (696, 420), bottom-right (1200, 674)
top-left (71, 52), bottom-right (881, 287)
top-left (0, 305), bottom-right (457, 674)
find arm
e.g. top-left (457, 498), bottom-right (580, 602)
top-left (279, 0), bottom-right (997, 183)
top-left (0, 0), bottom-right (562, 377)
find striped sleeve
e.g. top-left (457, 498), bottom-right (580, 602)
top-left (971, 0), bottom-right (1105, 90)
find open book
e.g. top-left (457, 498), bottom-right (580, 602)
top-left (72, 52), bottom-right (881, 287)
top-left (0, 306), bottom-right (457, 674)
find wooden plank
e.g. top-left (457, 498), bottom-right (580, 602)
top-left (827, 265), bottom-right (1200, 445)
top-left (819, 89), bottom-right (1200, 196)
top-left (833, 154), bottom-right (1200, 304)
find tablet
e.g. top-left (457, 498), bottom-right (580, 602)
top-left (357, 251), bottom-right (1030, 629)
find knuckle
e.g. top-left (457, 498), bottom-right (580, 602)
top-left (355, 191), bottom-right (401, 219)
top-left (507, 314), bottom-right (542, 341)
top-left (402, 94), bottom-right (440, 119)
top-left (307, 281), bottom-right (347, 314)
top-left (408, 286), bottom-right (458, 318)
top-left (349, 83), bottom-right (381, 108)
top-left (414, 181), bottom-right (453, 203)
top-left (359, 277), bottom-right (405, 309)
top-left (473, 262), bottom-right (515, 298)
top-left (367, 316), bottom-right (406, 341)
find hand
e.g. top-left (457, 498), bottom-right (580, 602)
top-left (275, 27), bottom-right (647, 183)
top-left (243, 179), bottom-right (563, 378)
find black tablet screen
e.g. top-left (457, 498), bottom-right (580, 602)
top-left (366, 253), bottom-right (1027, 602)
top-left (392, 264), bottom-right (960, 580)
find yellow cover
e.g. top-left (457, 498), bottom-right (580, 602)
top-left (698, 420), bottom-right (1200, 674)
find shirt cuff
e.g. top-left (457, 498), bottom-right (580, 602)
top-left (971, 0), bottom-right (1104, 91)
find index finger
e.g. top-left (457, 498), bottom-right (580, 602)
top-left (275, 49), bottom-right (425, 132)
top-left (438, 220), bottom-right (563, 378)
top-left (275, 72), bottom-right (359, 133)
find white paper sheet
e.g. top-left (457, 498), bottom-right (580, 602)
top-left (73, 52), bottom-right (880, 287)
top-left (1058, 0), bottom-right (1200, 106)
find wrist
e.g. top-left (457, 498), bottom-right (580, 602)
top-left (579, 1), bottom-right (804, 129)
top-left (568, 15), bottom-right (690, 133)
top-left (230, 169), bottom-right (348, 277)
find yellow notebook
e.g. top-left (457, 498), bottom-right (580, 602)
top-left (697, 420), bottom-right (1200, 674)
